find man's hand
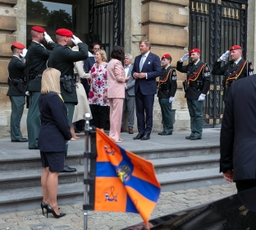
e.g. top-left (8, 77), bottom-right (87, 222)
top-left (44, 32), bottom-right (53, 43)
top-left (180, 53), bottom-right (189, 62)
top-left (71, 35), bottom-right (82, 45)
top-left (133, 72), bottom-right (146, 79)
top-left (125, 76), bottom-right (130, 83)
top-left (223, 170), bottom-right (233, 182)
top-left (219, 50), bottom-right (230, 61)
top-left (198, 93), bottom-right (206, 101)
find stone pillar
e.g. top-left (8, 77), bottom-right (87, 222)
top-left (247, 0), bottom-right (256, 64)
top-left (0, 0), bottom-right (27, 138)
top-left (125, 0), bottom-right (190, 132)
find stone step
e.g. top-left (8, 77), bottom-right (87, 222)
top-left (0, 168), bottom-right (226, 214)
top-left (152, 154), bottom-right (219, 173)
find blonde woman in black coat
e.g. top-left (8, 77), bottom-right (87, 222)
top-left (38, 68), bottom-right (72, 218)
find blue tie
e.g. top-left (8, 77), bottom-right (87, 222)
top-left (139, 55), bottom-right (145, 72)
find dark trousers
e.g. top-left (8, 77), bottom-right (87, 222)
top-left (159, 97), bottom-right (173, 133)
top-left (90, 104), bottom-right (109, 129)
top-left (135, 90), bottom-right (154, 135)
top-left (27, 92), bottom-right (41, 149)
top-left (64, 103), bottom-right (74, 160)
top-left (187, 99), bottom-right (203, 138)
top-left (236, 180), bottom-right (256, 193)
top-left (10, 96), bottom-right (25, 141)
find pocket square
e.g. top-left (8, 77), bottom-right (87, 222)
top-left (148, 61), bottom-right (151, 64)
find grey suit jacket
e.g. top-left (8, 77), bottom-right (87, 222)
top-left (125, 64), bottom-right (135, 96)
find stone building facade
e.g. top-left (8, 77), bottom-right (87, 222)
top-left (0, 0), bottom-right (254, 138)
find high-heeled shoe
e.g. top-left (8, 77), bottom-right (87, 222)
top-left (46, 204), bottom-right (66, 218)
top-left (41, 201), bottom-right (48, 215)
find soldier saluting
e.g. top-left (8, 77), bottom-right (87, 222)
top-left (211, 45), bottom-right (254, 102)
top-left (48, 28), bottom-right (88, 173)
top-left (176, 48), bottom-right (210, 140)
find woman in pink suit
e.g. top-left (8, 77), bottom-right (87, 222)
top-left (107, 46), bottom-right (129, 143)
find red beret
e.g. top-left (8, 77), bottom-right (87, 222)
top-left (56, 28), bottom-right (73, 37)
top-left (161, 54), bottom-right (171, 60)
top-left (189, 48), bottom-right (201, 56)
top-left (230, 45), bottom-right (242, 51)
top-left (11, 42), bottom-right (25, 50)
top-left (31, 26), bottom-right (45, 33)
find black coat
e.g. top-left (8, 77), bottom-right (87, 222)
top-left (26, 41), bottom-right (56, 92)
top-left (48, 43), bottom-right (88, 104)
top-left (211, 58), bottom-right (254, 102)
top-left (38, 92), bottom-right (72, 152)
top-left (176, 60), bottom-right (210, 100)
top-left (83, 56), bottom-right (95, 72)
top-left (220, 75), bottom-right (256, 181)
top-left (7, 56), bottom-right (26, 96)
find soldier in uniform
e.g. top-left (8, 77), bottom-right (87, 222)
top-left (211, 45), bottom-right (254, 102)
top-left (176, 48), bottom-right (210, 140)
top-left (48, 28), bottom-right (88, 172)
top-left (26, 26), bottom-right (56, 149)
top-left (7, 42), bottom-right (28, 142)
top-left (157, 53), bottom-right (177, 136)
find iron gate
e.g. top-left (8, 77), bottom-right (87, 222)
top-left (88, 0), bottom-right (125, 59)
top-left (189, 0), bottom-right (248, 127)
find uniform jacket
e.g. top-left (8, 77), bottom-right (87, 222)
top-left (220, 75), bottom-right (256, 181)
top-left (48, 43), bottom-right (88, 104)
top-left (7, 55), bottom-right (26, 96)
top-left (26, 41), bottom-right (56, 92)
top-left (157, 66), bottom-right (177, 99)
top-left (133, 52), bottom-right (162, 95)
top-left (211, 58), bottom-right (254, 102)
top-left (107, 58), bottom-right (126, 99)
top-left (124, 64), bottom-right (135, 96)
top-left (38, 92), bottom-right (72, 152)
top-left (176, 60), bottom-right (210, 100)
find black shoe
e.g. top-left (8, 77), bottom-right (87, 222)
top-left (185, 136), bottom-right (192, 140)
top-left (41, 201), bottom-right (48, 215)
top-left (133, 133), bottom-right (144, 140)
top-left (158, 131), bottom-right (172, 135)
top-left (60, 165), bottom-right (77, 173)
top-left (46, 205), bottom-right (66, 219)
top-left (141, 134), bottom-right (150, 140)
top-left (11, 137), bottom-right (28, 142)
top-left (190, 136), bottom-right (202, 140)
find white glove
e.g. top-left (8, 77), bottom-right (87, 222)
top-left (198, 93), bottom-right (206, 101)
top-left (219, 50), bottom-right (230, 61)
top-left (180, 53), bottom-right (189, 62)
top-left (169, 97), bottom-right (174, 103)
top-left (71, 35), bottom-right (82, 45)
top-left (44, 32), bottom-right (53, 43)
top-left (20, 48), bottom-right (27, 58)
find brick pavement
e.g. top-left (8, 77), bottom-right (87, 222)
top-left (0, 183), bottom-right (236, 230)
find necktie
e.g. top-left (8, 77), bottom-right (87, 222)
top-left (139, 55), bottom-right (145, 72)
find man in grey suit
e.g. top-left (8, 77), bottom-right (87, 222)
top-left (122, 53), bottom-right (135, 134)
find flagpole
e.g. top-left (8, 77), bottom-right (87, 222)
top-left (83, 112), bottom-right (91, 230)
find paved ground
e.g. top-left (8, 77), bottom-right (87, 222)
top-left (0, 183), bottom-right (236, 230)
top-left (0, 128), bottom-right (237, 230)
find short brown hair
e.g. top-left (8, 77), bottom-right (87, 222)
top-left (139, 39), bottom-right (151, 49)
top-left (41, 68), bottom-right (61, 94)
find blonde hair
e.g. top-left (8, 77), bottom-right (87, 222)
top-left (98, 49), bottom-right (107, 62)
top-left (41, 68), bottom-right (61, 94)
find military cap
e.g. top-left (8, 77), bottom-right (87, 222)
top-left (56, 28), bottom-right (73, 37)
top-left (161, 54), bottom-right (171, 60)
top-left (230, 45), bottom-right (242, 51)
top-left (11, 42), bottom-right (25, 50)
top-left (31, 26), bottom-right (45, 33)
top-left (189, 48), bottom-right (201, 56)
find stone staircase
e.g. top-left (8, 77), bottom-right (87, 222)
top-left (0, 130), bottom-right (224, 213)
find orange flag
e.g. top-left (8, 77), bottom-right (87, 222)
top-left (94, 129), bottom-right (161, 228)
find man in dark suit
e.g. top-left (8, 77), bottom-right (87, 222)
top-left (48, 28), bottom-right (88, 172)
top-left (132, 39), bottom-right (162, 140)
top-left (220, 75), bottom-right (256, 192)
top-left (122, 53), bottom-right (135, 134)
top-left (26, 26), bottom-right (56, 149)
top-left (211, 45), bottom-right (254, 102)
top-left (7, 42), bottom-right (28, 142)
top-left (176, 48), bottom-right (210, 140)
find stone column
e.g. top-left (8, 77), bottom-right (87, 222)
top-left (247, 0), bottom-right (256, 64)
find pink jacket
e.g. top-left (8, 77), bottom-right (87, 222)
top-left (107, 58), bottom-right (126, 99)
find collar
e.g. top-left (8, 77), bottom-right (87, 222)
top-left (165, 64), bottom-right (170, 70)
top-left (142, 51), bottom-right (150, 58)
top-left (194, 59), bottom-right (200, 65)
top-left (124, 64), bottom-right (131, 68)
top-left (234, 57), bottom-right (242, 65)
top-left (13, 55), bottom-right (21, 60)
